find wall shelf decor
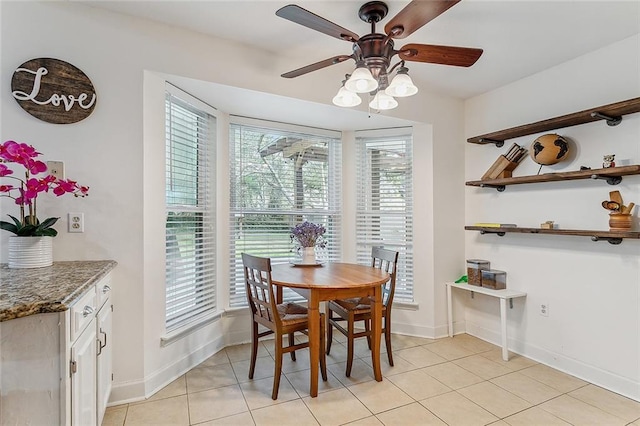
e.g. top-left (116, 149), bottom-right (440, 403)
top-left (465, 226), bottom-right (640, 245)
top-left (466, 165), bottom-right (640, 192)
top-left (467, 97), bottom-right (640, 146)
top-left (466, 97), bottom-right (640, 244)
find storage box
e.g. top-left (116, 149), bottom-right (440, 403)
top-left (481, 269), bottom-right (507, 290)
top-left (467, 259), bottom-right (490, 286)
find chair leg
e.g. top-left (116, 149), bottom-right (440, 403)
top-left (364, 318), bottom-right (372, 350)
top-left (326, 308), bottom-right (333, 355)
top-left (345, 313), bottom-right (355, 377)
top-left (249, 321), bottom-right (259, 379)
top-left (272, 336), bottom-right (283, 400)
top-left (384, 316), bottom-right (394, 366)
top-left (320, 314), bottom-right (327, 381)
top-left (288, 332), bottom-right (296, 361)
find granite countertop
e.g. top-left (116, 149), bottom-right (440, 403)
top-left (0, 260), bottom-right (117, 322)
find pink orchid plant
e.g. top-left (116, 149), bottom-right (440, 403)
top-left (0, 140), bottom-right (89, 236)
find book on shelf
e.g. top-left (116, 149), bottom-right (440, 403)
top-left (472, 223), bottom-right (518, 228)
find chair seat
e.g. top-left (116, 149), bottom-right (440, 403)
top-left (332, 298), bottom-right (386, 315)
top-left (276, 302), bottom-right (310, 325)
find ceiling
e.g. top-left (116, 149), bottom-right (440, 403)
top-left (80, 0), bottom-right (640, 129)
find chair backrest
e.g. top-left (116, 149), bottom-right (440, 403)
top-left (242, 253), bottom-right (280, 328)
top-left (370, 247), bottom-right (399, 307)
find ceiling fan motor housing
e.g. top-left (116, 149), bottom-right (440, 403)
top-left (354, 33), bottom-right (395, 80)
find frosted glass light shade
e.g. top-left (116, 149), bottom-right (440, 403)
top-left (369, 91), bottom-right (398, 110)
top-left (332, 87), bottom-right (362, 107)
top-left (345, 67), bottom-right (378, 93)
top-left (385, 73), bottom-right (418, 97)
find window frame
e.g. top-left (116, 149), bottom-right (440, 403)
top-left (164, 85), bottom-right (218, 333)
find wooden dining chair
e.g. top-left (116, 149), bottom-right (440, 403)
top-left (242, 253), bottom-right (327, 399)
top-left (326, 247), bottom-right (399, 377)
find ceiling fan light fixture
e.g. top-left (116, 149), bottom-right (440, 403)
top-left (385, 68), bottom-right (418, 97)
top-left (345, 66), bottom-right (379, 93)
top-left (369, 90), bottom-right (398, 110)
top-left (333, 86), bottom-right (362, 107)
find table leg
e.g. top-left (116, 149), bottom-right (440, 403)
top-left (447, 284), bottom-right (453, 337)
top-left (308, 291), bottom-right (320, 397)
top-left (370, 285), bottom-right (382, 381)
top-left (500, 298), bottom-right (509, 361)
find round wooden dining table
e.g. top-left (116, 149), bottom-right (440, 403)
top-left (270, 262), bottom-right (390, 397)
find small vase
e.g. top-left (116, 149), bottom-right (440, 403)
top-left (301, 247), bottom-right (316, 265)
top-left (8, 236), bottom-right (53, 268)
top-left (609, 213), bottom-right (633, 231)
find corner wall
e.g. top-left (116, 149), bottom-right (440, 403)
top-left (464, 34), bottom-right (640, 400)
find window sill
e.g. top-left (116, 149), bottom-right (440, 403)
top-left (160, 311), bottom-right (223, 347)
top-left (393, 301), bottom-right (419, 311)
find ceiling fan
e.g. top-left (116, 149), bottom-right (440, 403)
top-left (276, 0), bottom-right (483, 109)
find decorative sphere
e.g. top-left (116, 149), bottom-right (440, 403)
top-left (529, 134), bottom-right (570, 165)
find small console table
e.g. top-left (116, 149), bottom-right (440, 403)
top-left (446, 282), bottom-right (527, 361)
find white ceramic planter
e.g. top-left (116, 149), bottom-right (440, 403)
top-left (301, 247), bottom-right (316, 265)
top-left (8, 236), bottom-right (53, 268)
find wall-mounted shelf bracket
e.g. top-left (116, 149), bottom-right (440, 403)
top-left (479, 138), bottom-right (504, 147)
top-left (479, 230), bottom-right (506, 236)
top-left (479, 183), bottom-right (506, 192)
top-left (591, 236), bottom-right (623, 245)
top-left (590, 111), bottom-right (622, 126)
top-left (590, 174), bottom-right (622, 185)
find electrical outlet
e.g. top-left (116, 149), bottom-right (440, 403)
top-left (47, 161), bottom-right (65, 179)
top-left (68, 213), bottom-right (84, 233)
top-left (540, 303), bottom-right (549, 317)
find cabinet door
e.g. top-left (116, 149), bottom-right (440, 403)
top-left (96, 302), bottom-right (112, 425)
top-left (71, 317), bottom-right (97, 426)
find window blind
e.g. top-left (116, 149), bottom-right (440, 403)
top-left (355, 132), bottom-right (414, 302)
top-left (165, 91), bottom-right (216, 331)
top-left (229, 121), bottom-right (342, 307)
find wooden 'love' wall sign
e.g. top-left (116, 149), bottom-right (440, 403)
top-left (11, 58), bottom-right (97, 124)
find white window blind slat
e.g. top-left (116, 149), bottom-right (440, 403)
top-left (355, 132), bottom-right (414, 302)
top-left (229, 123), bottom-right (342, 307)
top-left (165, 91), bottom-right (217, 332)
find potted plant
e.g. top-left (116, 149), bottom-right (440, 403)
top-left (290, 221), bottom-right (326, 265)
top-left (0, 140), bottom-right (89, 268)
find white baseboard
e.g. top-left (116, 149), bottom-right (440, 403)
top-left (464, 320), bottom-right (640, 402)
top-left (109, 334), bottom-right (225, 406)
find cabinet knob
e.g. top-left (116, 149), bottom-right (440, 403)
top-left (102, 285), bottom-right (111, 294)
top-left (82, 305), bottom-right (95, 317)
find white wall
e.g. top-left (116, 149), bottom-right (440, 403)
top-left (464, 34), bottom-right (640, 400)
top-left (1, 2), bottom-right (465, 403)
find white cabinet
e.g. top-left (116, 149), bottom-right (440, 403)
top-left (0, 268), bottom-right (114, 426)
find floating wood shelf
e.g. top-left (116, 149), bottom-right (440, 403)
top-left (465, 226), bottom-right (640, 245)
top-left (468, 97), bottom-right (640, 146)
top-left (466, 165), bottom-right (640, 191)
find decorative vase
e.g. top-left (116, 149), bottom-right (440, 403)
top-left (609, 213), bottom-right (633, 231)
top-left (8, 236), bottom-right (53, 268)
top-left (301, 246), bottom-right (316, 265)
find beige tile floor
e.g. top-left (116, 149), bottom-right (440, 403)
top-left (103, 333), bottom-right (640, 426)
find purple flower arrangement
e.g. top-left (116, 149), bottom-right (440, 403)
top-left (290, 221), bottom-right (327, 248)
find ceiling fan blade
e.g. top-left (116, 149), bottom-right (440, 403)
top-left (385, 0), bottom-right (460, 39)
top-left (276, 5), bottom-right (359, 42)
top-left (282, 55), bottom-right (354, 78)
top-left (399, 43), bottom-right (483, 67)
